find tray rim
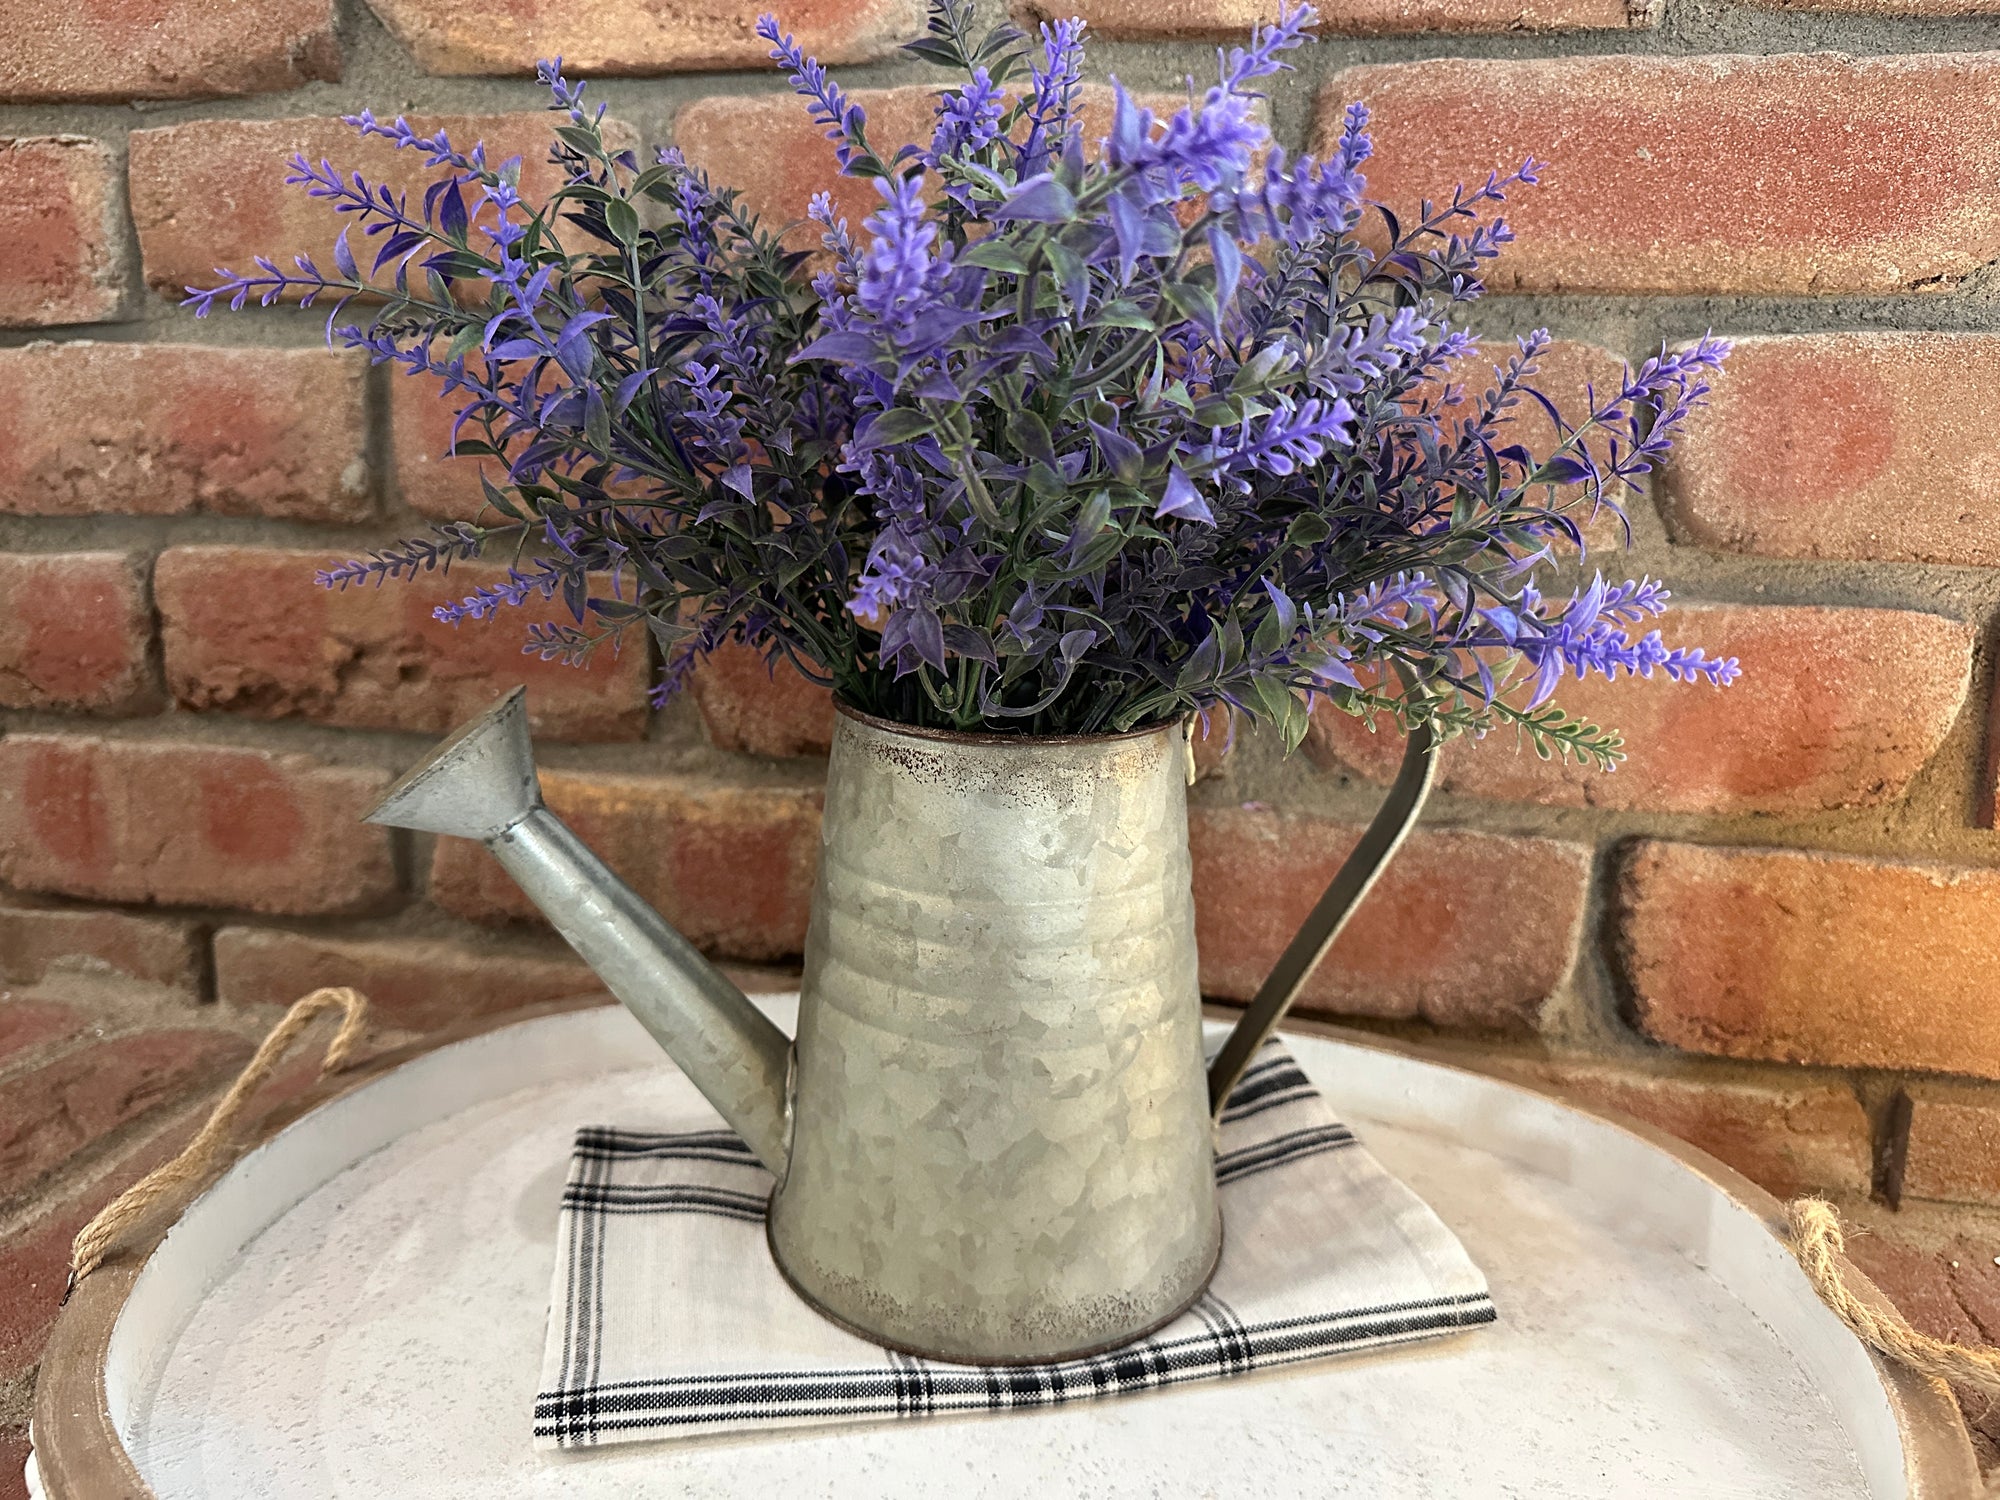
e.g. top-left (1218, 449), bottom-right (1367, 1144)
top-left (29, 996), bottom-right (1979, 1500)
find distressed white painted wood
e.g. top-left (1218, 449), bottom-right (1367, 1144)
top-left (32, 999), bottom-right (1939, 1498)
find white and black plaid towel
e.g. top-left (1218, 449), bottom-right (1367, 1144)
top-left (535, 1040), bottom-right (1494, 1449)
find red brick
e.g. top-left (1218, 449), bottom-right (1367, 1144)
top-left (0, 552), bottom-right (153, 714)
top-left (689, 641), bottom-right (835, 758)
top-left (0, 137), bottom-right (120, 327)
top-left (1190, 809), bottom-right (1588, 1029)
top-left (1748, 0), bottom-right (2000, 10)
top-left (0, 1002), bottom-right (84, 1066)
top-left (1844, 1230), bottom-right (2000, 1346)
top-left (1309, 605), bottom-right (1971, 815)
top-left (1321, 54), bottom-right (2000, 295)
top-left (0, 0), bottom-right (336, 102)
top-left (431, 771), bottom-right (821, 961)
top-left (0, 1101), bottom-right (206, 1381)
top-left (1, 1428), bottom-right (26, 1500)
top-left (0, 343), bottom-right (368, 522)
top-left (1618, 841), bottom-right (2000, 1079)
top-left (1029, 0), bottom-right (1639, 38)
top-left (0, 736), bottom-right (395, 915)
top-left (0, 1030), bottom-right (248, 1202)
top-left (131, 113), bottom-right (609, 302)
top-left (0, 903), bottom-right (201, 992)
top-left (1664, 333), bottom-right (2000, 566)
top-left (212, 927), bottom-right (599, 1032)
top-left (1496, 1057), bottom-right (1871, 1197)
top-left (1899, 1083), bottom-right (2000, 1205)
top-left (1839, 1226), bottom-right (2000, 1466)
top-left (391, 365), bottom-right (500, 522)
top-left (157, 547), bottom-right (650, 741)
top-left (368, 0), bottom-right (919, 74)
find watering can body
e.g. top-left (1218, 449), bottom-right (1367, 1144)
top-left (367, 688), bottom-right (1435, 1363)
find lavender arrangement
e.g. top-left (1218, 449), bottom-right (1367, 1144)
top-left (191, 0), bottom-right (1736, 762)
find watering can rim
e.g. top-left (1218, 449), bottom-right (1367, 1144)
top-left (832, 697), bottom-right (1186, 750)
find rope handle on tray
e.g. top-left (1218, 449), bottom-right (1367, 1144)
top-left (1786, 1197), bottom-right (2000, 1398)
top-left (64, 987), bottom-right (371, 1303)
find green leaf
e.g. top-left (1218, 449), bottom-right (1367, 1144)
top-left (1006, 408), bottom-right (1058, 468)
top-left (1219, 614), bottom-right (1246, 671)
top-left (605, 198), bottom-right (641, 247)
top-left (1451, 483), bottom-right (1479, 529)
top-left (478, 471), bottom-right (525, 521)
top-left (901, 35), bottom-right (964, 66)
top-left (1072, 487), bottom-right (1111, 543)
top-left (1091, 299), bottom-right (1155, 331)
top-left (1025, 460), bottom-right (1067, 498)
top-left (955, 161), bottom-right (1014, 199)
top-left (586, 390), bottom-right (611, 453)
top-left (1160, 281), bottom-right (1218, 332)
top-left (860, 407), bottom-right (940, 446)
top-left (630, 164), bottom-right (675, 197)
top-left (430, 250), bottom-right (489, 281)
top-left (1231, 343), bottom-right (1291, 392)
top-left (1252, 603), bottom-right (1288, 657)
top-left (1286, 512), bottom-right (1332, 546)
top-left (960, 239), bottom-right (1034, 274)
top-left (1043, 239), bottom-right (1085, 297)
top-left (554, 125), bottom-right (603, 158)
top-left (1051, 528), bottom-right (1125, 579)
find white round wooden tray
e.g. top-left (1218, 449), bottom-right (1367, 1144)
top-left (31, 996), bottom-right (1977, 1498)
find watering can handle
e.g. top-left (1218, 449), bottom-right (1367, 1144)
top-left (1206, 718), bottom-right (1441, 1119)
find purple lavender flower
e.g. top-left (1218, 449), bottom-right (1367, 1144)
top-left (1105, 82), bottom-right (1266, 198)
top-left (932, 68), bottom-right (1005, 162)
top-left (849, 528), bottom-right (932, 621)
top-left (1195, 398), bottom-right (1358, 488)
top-left (809, 191), bottom-right (862, 280)
top-left (1017, 18), bottom-right (1086, 176)
top-left (1492, 577), bottom-right (1741, 708)
top-left (757, 17), bottom-right (878, 176)
top-left (856, 173), bottom-right (940, 332)
top-left (184, 2), bottom-right (1733, 762)
top-left (433, 561), bottom-right (566, 625)
top-left (1223, 144), bottom-right (1366, 245)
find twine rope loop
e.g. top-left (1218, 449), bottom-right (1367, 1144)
top-left (1786, 1196), bottom-right (2000, 1398)
top-left (64, 987), bottom-right (371, 1301)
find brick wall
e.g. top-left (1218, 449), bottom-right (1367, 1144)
top-left (6, 0), bottom-right (2000, 1482)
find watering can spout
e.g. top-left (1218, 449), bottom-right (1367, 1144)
top-left (364, 688), bottom-right (794, 1173)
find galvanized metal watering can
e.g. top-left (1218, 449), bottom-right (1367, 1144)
top-left (366, 688), bottom-right (1436, 1363)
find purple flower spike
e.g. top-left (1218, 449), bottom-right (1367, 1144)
top-left (757, 16), bottom-right (875, 175)
top-left (932, 67), bottom-right (1005, 162)
top-left (182, 0), bottom-right (1732, 757)
top-left (857, 173), bottom-right (940, 332)
top-left (1018, 18), bottom-right (1087, 176)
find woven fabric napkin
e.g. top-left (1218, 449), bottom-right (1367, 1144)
top-left (534, 1039), bottom-right (1494, 1450)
